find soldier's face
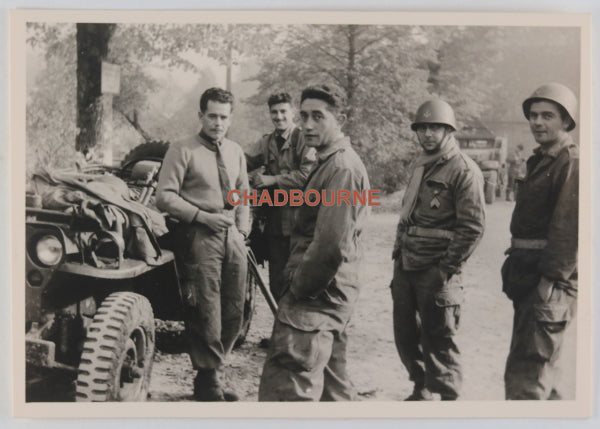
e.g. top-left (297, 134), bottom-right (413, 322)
top-left (300, 98), bottom-right (344, 148)
top-left (527, 101), bottom-right (570, 146)
top-left (198, 101), bottom-right (233, 141)
top-left (415, 123), bottom-right (447, 154)
top-left (270, 103), bottom-right (294, 131)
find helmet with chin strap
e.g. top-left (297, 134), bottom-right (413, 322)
top-left (522, 83), bottom-right (577, 131)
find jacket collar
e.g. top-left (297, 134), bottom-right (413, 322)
top-left (273, 126), bottom-right (295, 151)
top-left (533, 133), bottom-right (573, 159)
top-left (316, 135), bottom-right (350, 164)
top-left (197, 130), bottom-right (222, 151)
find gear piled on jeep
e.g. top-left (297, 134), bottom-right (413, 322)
top-left (29, 166), bottom-right (168, 267)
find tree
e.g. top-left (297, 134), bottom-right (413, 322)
top-left (249, 24), bottom-right (512, 192)
top-left (26, 23), bottom-right (278, 174)
top-left (249, 25), bottom-right (433, 192)
top-left (26, 23), bottom-right (77, 176)
top-left (420, 26), bottom-right (503, 125)
top-left (76, 23), bottom-right (117, 160)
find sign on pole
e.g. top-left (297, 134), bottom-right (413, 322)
top-left (101, 61), bottom-right (121, 95)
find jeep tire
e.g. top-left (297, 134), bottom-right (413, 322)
top-left (76, 292), bottom-right (155, 402)
top-left (121, 141), bottom-right (170, 167)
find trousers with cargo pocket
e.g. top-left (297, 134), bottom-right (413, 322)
top-left (504, 280), bottom-right (577, 400)
top-left (391, 262), bottom-right (464, 399)
top-left (173, 222), bottom-right (247, 370)
top-left (258, 291), bottom-right (356, 402)
top-left (258, 317), bottom-right (354, 401)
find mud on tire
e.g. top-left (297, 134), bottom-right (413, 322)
top-left (76, 292), bottom-right (155, 402)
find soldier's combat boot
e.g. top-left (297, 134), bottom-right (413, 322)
top-left (441, 394), bottom-right (458, 401)
top-left (193, 369), bottom-right (225, 401)
top-left (404, 386), bottom-right (434, 401)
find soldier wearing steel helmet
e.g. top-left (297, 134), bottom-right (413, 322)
top-left (502, 83), bottom-right (579, 400)
top-left (391, 99), bottom-right (485, 401)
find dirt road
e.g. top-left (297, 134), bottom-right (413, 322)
top-left (149, 200), bottom-right (576, 401)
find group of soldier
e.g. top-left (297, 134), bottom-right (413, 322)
top-left (155, 81), bottom-right (579, 402)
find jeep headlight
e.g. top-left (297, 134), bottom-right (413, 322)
top-left (35, 235), bottom-right (64, 266)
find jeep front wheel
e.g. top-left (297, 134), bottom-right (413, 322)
top-left (76, 292), bottom-right (155, 402)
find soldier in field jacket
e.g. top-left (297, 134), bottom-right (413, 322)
top-left (391, 99), bottom-right (485, 401)
top-left (258, 84), bottom-right (370, 401)
top-left (502, 83), bottom-right (579, 400)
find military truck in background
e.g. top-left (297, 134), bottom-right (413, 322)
top-left (456, 120), bottom-right (508, 204)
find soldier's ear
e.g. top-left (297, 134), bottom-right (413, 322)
top-left (336, 113), bottom-right (347, 128)
top-left (198, 111), bottom-right (204, 121)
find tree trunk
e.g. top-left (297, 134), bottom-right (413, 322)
top-left (76, 23), bottom-right (116, 164)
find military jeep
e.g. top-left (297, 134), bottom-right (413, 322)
top-left (25, 142), bottom-right (261, 402)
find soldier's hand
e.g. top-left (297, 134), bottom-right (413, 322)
top-left (200, 213), bottom-right (234, 232)
top-left (253, 174), bottom-right (277, 188)
top-left (438, 267), bottom-right (451, 283)
top-left (536, 276), bottom-right (554, 302)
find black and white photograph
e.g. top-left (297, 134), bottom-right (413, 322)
top-left (9, 9), bottom-right (592, 419)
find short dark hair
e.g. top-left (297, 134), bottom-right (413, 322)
top-left (199, 87), bottom-right (234, 113)
top-left (268, 92), bottom-right (293, 108)
top-left (300, 84), bottom-right (346, 114)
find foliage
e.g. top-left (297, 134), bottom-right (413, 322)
top-left (420, 26), bottom-right (503, 125)
top-left (26, 23), bottom-right (77, 176)
top-left (249, 25), bottom-right (512, 192)
top-left (26, 23), bottom-right (277, 173)
top-left (25, 23), bottom-right (581, 191)
top-left (249, 25), bottom-right (431, 192)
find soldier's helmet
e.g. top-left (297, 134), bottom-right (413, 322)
top-left (522, 83), bottom-right (577, 131)
top-left (411, 99), bottom-right (457, 131)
